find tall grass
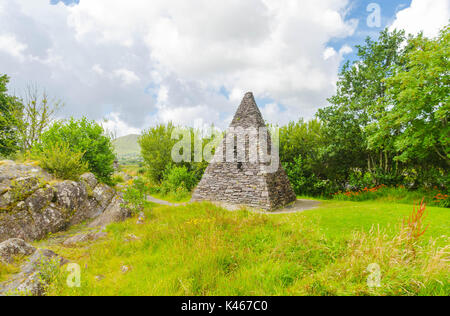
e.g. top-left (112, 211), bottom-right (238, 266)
top-left (42, 202), bottom-right (448, 296)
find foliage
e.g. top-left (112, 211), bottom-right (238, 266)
top-left (403, 199), bottom-right (429, 243)
top-left (279, 119), bottom-right (340, 196)
top-left (161, 165), bottom-right (197, 194)
top-left (332, 185), bottom-right (449, 208)
top-left (0, 74), bottom-right (23, 157)
top-left (35, 117), bottom-right (116, 184)
top-left (283, 155), bottom-right (336, 197)
top-left (139, 123), bottom-right (210, 185)
top-left (37, 256), bottom-right (62, 286)
top-left (139, 123), bottom-right (177, 182)
top-left (38, 142), bottom-right (88, 181)
top-left (122, 177), bottom-right (151, 214)
top-left (111, 174), bottom-right (125, 185)
top-left (318, 29), bottom-right (407, 183)
top-left (369, 26), bottom-right (449, 169)
top-left (313, 26), bottom-right (449, 191)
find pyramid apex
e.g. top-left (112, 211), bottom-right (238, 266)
top-left (230, 92), bottom-right (265, 128)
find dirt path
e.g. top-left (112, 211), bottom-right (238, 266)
top-left (147, 196), bottom-right (320, 214)
top-left (147, 195), bottom-right (186, 207)
top-left (265, 199), bottom-right (321, 214)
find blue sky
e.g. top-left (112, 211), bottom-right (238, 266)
top-left (328, 0), bottom-right (412, 64)
top-left (50, 0), bottom-right (79, 5)
top-left (0, 0), bottom-right (448, 135)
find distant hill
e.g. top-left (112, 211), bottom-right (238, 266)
top-left (112, 134), bottom-right (142, 164)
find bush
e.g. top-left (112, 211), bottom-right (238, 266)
top-left (283, 156), bottom-right (338, 197)
top-left (160, 165), bottom-right (197, 195)
top-left (122, 177), bottom-right (151, 214)
top-left (348, 170), bottom-right (376, 190)
top-left (111, 174), bottom-right (125, 185)
top-left (35, 117), bottom-right (115, 184)
top-left (38, 142), bottom-right (88, 181)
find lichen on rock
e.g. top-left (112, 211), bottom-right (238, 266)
top-left (0, 163), bottom-right (132, 243)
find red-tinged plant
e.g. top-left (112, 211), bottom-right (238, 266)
top-left (403, 198), bottom-right (429, 242)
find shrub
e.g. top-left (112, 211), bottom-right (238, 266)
top-left (160, 165), bottom-right (197, 195)
top-left (38, 142), bottom-right (88, 181)
top-left (348, 170), bottom-right (376, 190)
top-left (35, 117), bottom-right (115, 184)
top-left (111, 174), bottom-right (125, 185)
top-left (433, 193), bottom-right (450, 208)
top-left (283, 156), bottom-right (338, 196)
top-left (122, 177), bottom-right (151, 214)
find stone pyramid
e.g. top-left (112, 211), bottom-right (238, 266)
top-left (192, 92), bottom-right (296, 210)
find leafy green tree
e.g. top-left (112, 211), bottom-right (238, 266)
top-left (35, 117), bottom-right (116, 184)
top-left (318, 29), bottom-right (407, 182)
top-left (279, 119), bottom-right (323, 165)
top-left (279, 119), bottom-right (338, 195)
top-left (139, 123), bottom-right (177, 182)
top-left (139, 123), bottom-right (214, 185)
top-left (370, 25), bottom-right (449, 170)
top-left (0, 74), bottom-right (23, 157)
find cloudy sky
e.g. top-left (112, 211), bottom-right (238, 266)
top-left (0, 0), bottom-right (449, 136)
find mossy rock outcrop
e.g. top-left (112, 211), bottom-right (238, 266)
top-left (0, 161), bottom-right (131, 243)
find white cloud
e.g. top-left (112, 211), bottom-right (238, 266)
top-left (0, 34), bottom-right (27, 61)
top-left (339, 45), bottom-right (352, 56)
top-left (0, 0), bottom-right (359, 136)
top-left (390, 0), bottom-right (450, 38)
top-left (323, 47), bottom-right (337, 60)
top-left (92, 64), bottom-right (104, 76)
top-left (113, 68), bottom-right (140, 85)
top-left (100, 112), bottom-right (141, 138)
top-left (323, 45), bottom-right (352, 61)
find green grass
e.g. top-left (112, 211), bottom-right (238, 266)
top-left (151, 192), bottom-right (192, 204)
top-left (0, 261), bottom-right (21, 283)
top-left (39, 200), bottom-right (448, 296)
top-left (303, 200), bottom-right (449, 244)
top-left (331, 186), bottom-right (449, 208)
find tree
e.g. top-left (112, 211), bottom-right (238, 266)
top-left (318, 29), bottom-right (407, 181)
top-left (16, 84), bottom-right (62, 151)
top-left (369, 25), bottom-right (449, 185)
top-left (0, 74), bottom-right (23, 157)
top-left (35, 117), bottom-right (116, 184)
top-left (139, 123), bottom-right (177, 182)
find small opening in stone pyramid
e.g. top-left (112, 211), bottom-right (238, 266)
top-left (233, 135), bottom-right (238, 162)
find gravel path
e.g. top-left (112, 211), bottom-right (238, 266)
top-left (147, 195), bottom-right (186, 207)
top-left (147, 196), bottom-right (320, 214)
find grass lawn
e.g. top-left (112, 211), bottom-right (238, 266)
top-left (151, 192), bottom-right (192, 204)
top-left (303, 200), bottom-right (449, 244)
top-left (38, 200), bottom-right (448, 296)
